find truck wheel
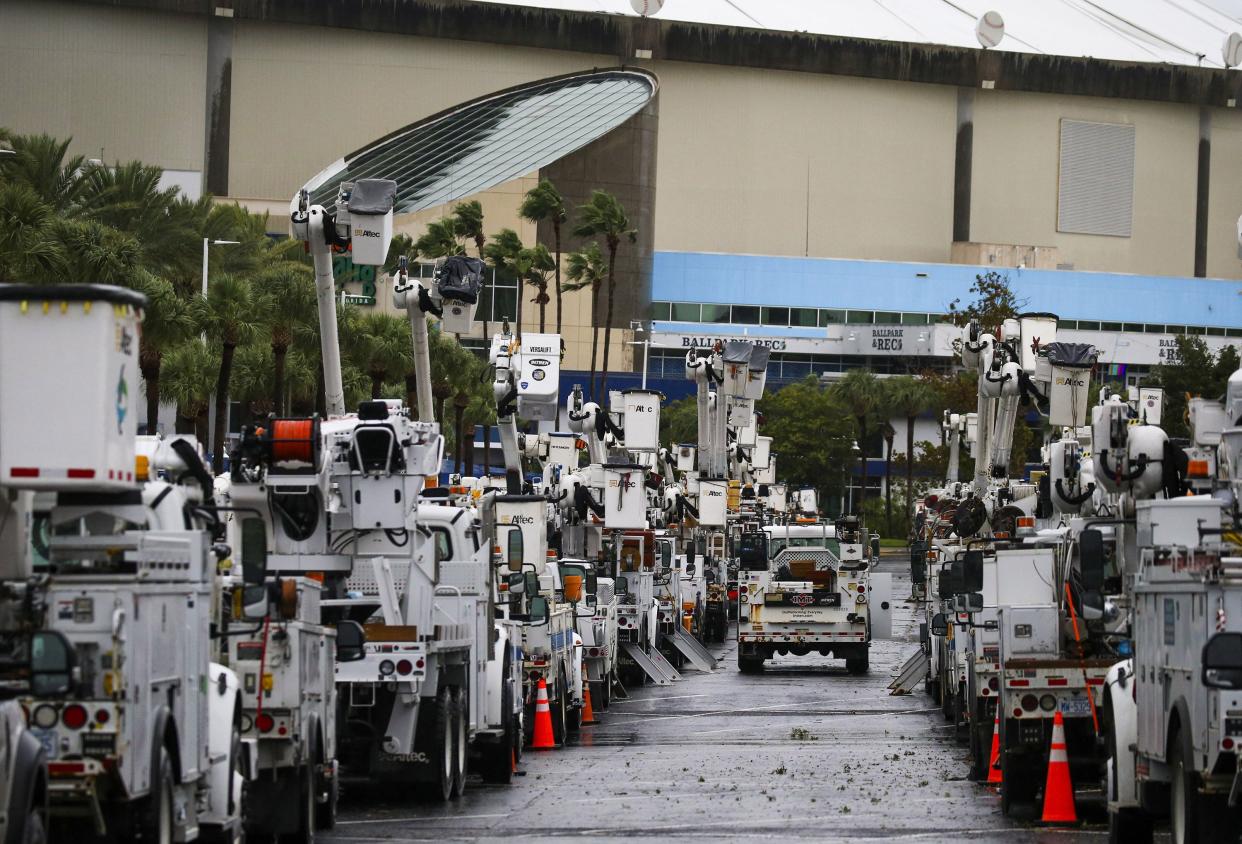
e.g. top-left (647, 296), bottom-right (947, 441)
top-left (315, 760), bottom-right (338, 831)
top-left (450, 687), bottom-right (468, 799)
top-left (999, 746), bottom-right (1036, 815)
top-left (738, 654), bottom-right (764, 674)
top-left (926, 677), bottom-right (940, 702)
top-left (481, 655), bottom-right (516, 785)
top-left (1170, 728), bottom-right (1196, 844)
top-left (424, 686), bottom-right (454, 802)
top-left (139, 745), bottom-right (175, 844)
top-left (845, 655), bottom-right (869, 675)
top-left (968, 720), bottom-right (987, 781)
top-left (21, 807), bottom-right (45, 844)
top-left (279, 764), bottom-right (316, 844)
top-left (551, 673), bottom-right (568, 744)
top-left (1108, 807), bottom-right (1152, 844)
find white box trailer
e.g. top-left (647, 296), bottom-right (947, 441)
top-left (0, 284), bottom-right (143, 490)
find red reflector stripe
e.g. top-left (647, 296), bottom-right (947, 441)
top-left (1085, 678), bottom-right (1104, 686)
top-left (10, 468), bottom-right (38, 478)
top-left (1008, 679), bottom-right (1030, 687)
top-left (1048, 678), bottom-right (1068, 686)
top-left (67, 468), bottom-right (95, 479)
top-left (48, 762), bottom-right (86, 775)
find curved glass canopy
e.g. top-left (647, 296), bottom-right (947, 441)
top-left (302, 68), bottom-right (658, 213)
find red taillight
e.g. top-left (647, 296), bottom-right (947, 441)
top-left (589, 647), bottom-right (601, 657)
top-left (67, 468), bottom-right (95, 479)
top-left (256, 713), bottom-right (275, 733)
top-left (1008, 679), bottom-right (1029, 687)
top-left (61, 705), bottom-right (88, 730)
top-left (1013, 708), bottom-right (1023, 718)
top-left (48, 761), bottom-right (86, 776)
top-left (728, 590), bottom-right (738, 600)
top-left (1047, 677), bottom-right (1068, 687)
top-left (1224, 737), bottom-right (1236, 750)
top-left (396, 660), bottom-right (413, 675)
top-left (416, 658), bottom-right (425, 669)
top-left (1020, 694), bottom-right (1038, 712)
top-left (94, 709), bottom-right (110, 725)
top-left (988, 677), bottom-right (999, 690)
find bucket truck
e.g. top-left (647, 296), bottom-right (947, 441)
top-left (0, 283), bottom-right (246, 842)
top-left (1105, 374), bottom-right (1242, 843)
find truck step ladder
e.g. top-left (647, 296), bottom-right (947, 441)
top-left (888, 647), bottom-right (929, 696)
top-left (621, 641), bottom-right (680, 685)
top-left (669, 628), bottom-right (717, 672)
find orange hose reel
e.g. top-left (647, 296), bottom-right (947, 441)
top-left (269, 418), bottom-right (317, 465)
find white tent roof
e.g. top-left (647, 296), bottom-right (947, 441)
top-left (482, 0), bottom-right (1242, 68)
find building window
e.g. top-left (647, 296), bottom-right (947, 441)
top-left (1207, 327), bottom-right (1226, 337)
top-left (1143, 324), bottom-right (1165, 334)
top-left (671, 302), bottom-right (701, 322)
top-left (1059, 320), bottom-right (1078, 330)
top-left (761, 306), bottom-right (789, 326)
top-left (900, 313), bottom-right (929, 326)
top-left (475, 268), bottom-right (516, 323)
top-left (701, 304), bottom-right (730, 323)
top-left (1100, 321), bottom-right (1122, 332)
top-left (819, 309), bottom-right (846, 326)
top-left (1165, 325), bottom-right (1186, 334)
top-left (1078, 320), bottom-right (1100, 330)
top-left (1057, 119), bottom-right (1135, 237)
top-left (1188, 326), bottom-right (1207, 335)
top-left (790, 308), bottom-right (818, 327)
top-left (1123, 323), bottom-right (1143, 333)
top-left (874, 311), bottom-right (901, 324)
top-left (1228, 328), bottom-right (1242, 338)
top-left (650, 301), bottom-right (671, 321)
top-left (846, 311), bottom-right (874, 324)
top-left (732, 305), bottom-right (760, 325)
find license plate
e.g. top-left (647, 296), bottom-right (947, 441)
top-left (1059, 696), bottom-right (1092, 717)
top-left (31, 728), bottom-right (57, 759)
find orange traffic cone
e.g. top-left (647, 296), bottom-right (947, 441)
top-left (530, 677), bottom-right (556, 750)
top-left (987, 712), bottom-right (1003, 785)
top-left (1041, 711), bottom-right (1077, 823)
top-left (581, 670), bottom-right (598, 726)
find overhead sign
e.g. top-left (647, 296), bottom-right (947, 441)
top-left (843, 325), bottom-right (936, 357)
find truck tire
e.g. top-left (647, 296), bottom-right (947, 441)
top-left (315, 760), bottom-right (338, 831)
top-left (1106, 715), bottom-right (1150, 844)
top-left (138, 745), bottom-right (175, 844)
top-left (422, 686), bottom-right (454, 802)
top-left (21, 807), bottom-right (46, 844)
top-left (926, 677), bottom-right (940, 702)
top-left (845, 654), bottom-right (869, 675)
top-left (999, 743), bottom-right (1036, 815)
top-left (480, 656), bottom-right (516, 785)
top-left (279, 764), bottom-right (316, 844)
top-left (450, 687), bottom-right (468, 799)
top-left (968, 720), bottom-right (987, 781)
top-left (551, 673), bottom-right (568, 744)
top-left (738, 653), bottom-right (764, 674)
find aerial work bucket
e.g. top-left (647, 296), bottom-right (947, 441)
top-left (603, 463), bottom-right (648, 529)
top-left (1046, 342), bottom-right (1097, 427)
top-left (346, 179), bottom-right (397, 265)
top-left (622, 389), bottom-right (662, 452)
top-left (435, 256), bottom-right (485, 333)
top-left (698, 479), bottom-right (728, 526)
top-left (722, 341), bottom-right (753, 397)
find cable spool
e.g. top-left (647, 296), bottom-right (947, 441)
top-left (278, 578), bottom-right (298, 620)
top-left (268, 418), bottom-right (320, 468)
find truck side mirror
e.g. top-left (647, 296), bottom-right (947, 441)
top-left (1079, 529), bottom-right (1106, 593)
top-left (241, 584), bottom-right (268, 621)
top-left (1202, 632), bottom-right (1242, 689)
top-left (930, 613), bottom-right (948, 637)
top-left (614, 577), bottom-right (630, 597)
top-left (528, 596), bottom-right (550, 625)
top-left (955, 592), bottom-right (984, 613)
top-left (962, 550), bottom-right (984, 593)
top-left (29, 631), bottom-right (77, 697)
top-left (507, 572), bottom-right (525, 597)
top-left (505, 529), bottom-right (524, 574)
top-left (910, 542), bottom-right (927, 585)
top-left (240, 518), bottom-right (268, 586)
top-left (336, 621), bottom-right (367, 663)
top-left (870, 536), bottom-right (880, 558)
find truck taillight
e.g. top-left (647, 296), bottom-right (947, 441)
top-left (61, 704), bottom-right (87, 730)
top-left (94, 708), bottom-right (110, 725)
top-left (396, 660), bottom-right (413, 675)
top-left (256, 713), bottom-right (275, 733)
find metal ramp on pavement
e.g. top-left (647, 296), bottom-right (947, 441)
top-left (621, 641), bottom-right (680, 686)
top-left (669, 628), bottom-right (717, 672)
top-left (888, 647), bottom-right (929, 696)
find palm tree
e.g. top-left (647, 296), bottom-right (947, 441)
top-left (451, 200), bottom-right (486, 257)
top-left (161, 341), bottom-right (219, 442)
top-left (384, 232), bottom-right (417, 276)
top-left (130, 272), bottom-right (194, 434)
top-left (256, 262), bottom-right (316, 414)
top-left (229, 343), bottom-right (275, 423)
top-left (484, 228), bottom-right (526, 332)
top-left (350, 312), bottom-right (413, 399)
top-left (518, 180), bottom-right (567, 333)
top-left (196, 274), bottom-right (263, 473)
top-left (885, 375), bottom-right (938, 526)
top-left (564, 243), bottom-right (607, 398)
top-left (0, 132), bottom-right (92, 214)
top-left (832, 368), bottom-right (881, 514)
top-left (414, 219), bottom-right (462, 259)
top-left (0, 183), bottom-right (67, 283)
top-left (525, 243), bottom-right (555, 333)
top-left (572, 190), bottom-right (636, 397)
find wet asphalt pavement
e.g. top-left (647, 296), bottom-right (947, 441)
top-left (324, 556), bottom-right (1133, 842)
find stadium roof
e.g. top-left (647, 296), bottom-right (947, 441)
top-left (479, 0), bottom-right (1242, 69)
top-left (303, 68), bottom-right (658, 212)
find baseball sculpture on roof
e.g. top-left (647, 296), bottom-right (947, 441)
top-left (630, 0), bottom-right (664, 17)
top-left (975, 11), bottom-right (1005, 49)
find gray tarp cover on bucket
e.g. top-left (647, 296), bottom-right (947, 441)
top-left (436, 256), bottom-right (485, 304)
top-left (748, 346), bottom-right (771, 373)
top-left (1045, 342), bottom-right (1098, 369)
top-left (723, 341), bottom-right (753, 365)
top-left (347, 179), bottom-right (398, 214)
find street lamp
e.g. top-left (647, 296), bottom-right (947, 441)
top-left (847, 439), bottom-right (861, 514)
top-left (202, 238), bottom-right (241, 298)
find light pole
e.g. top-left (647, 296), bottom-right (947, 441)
top-left (847, 439), bottom-right (861, 514)
top-left (202, 238), bottom-right (240, 298)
